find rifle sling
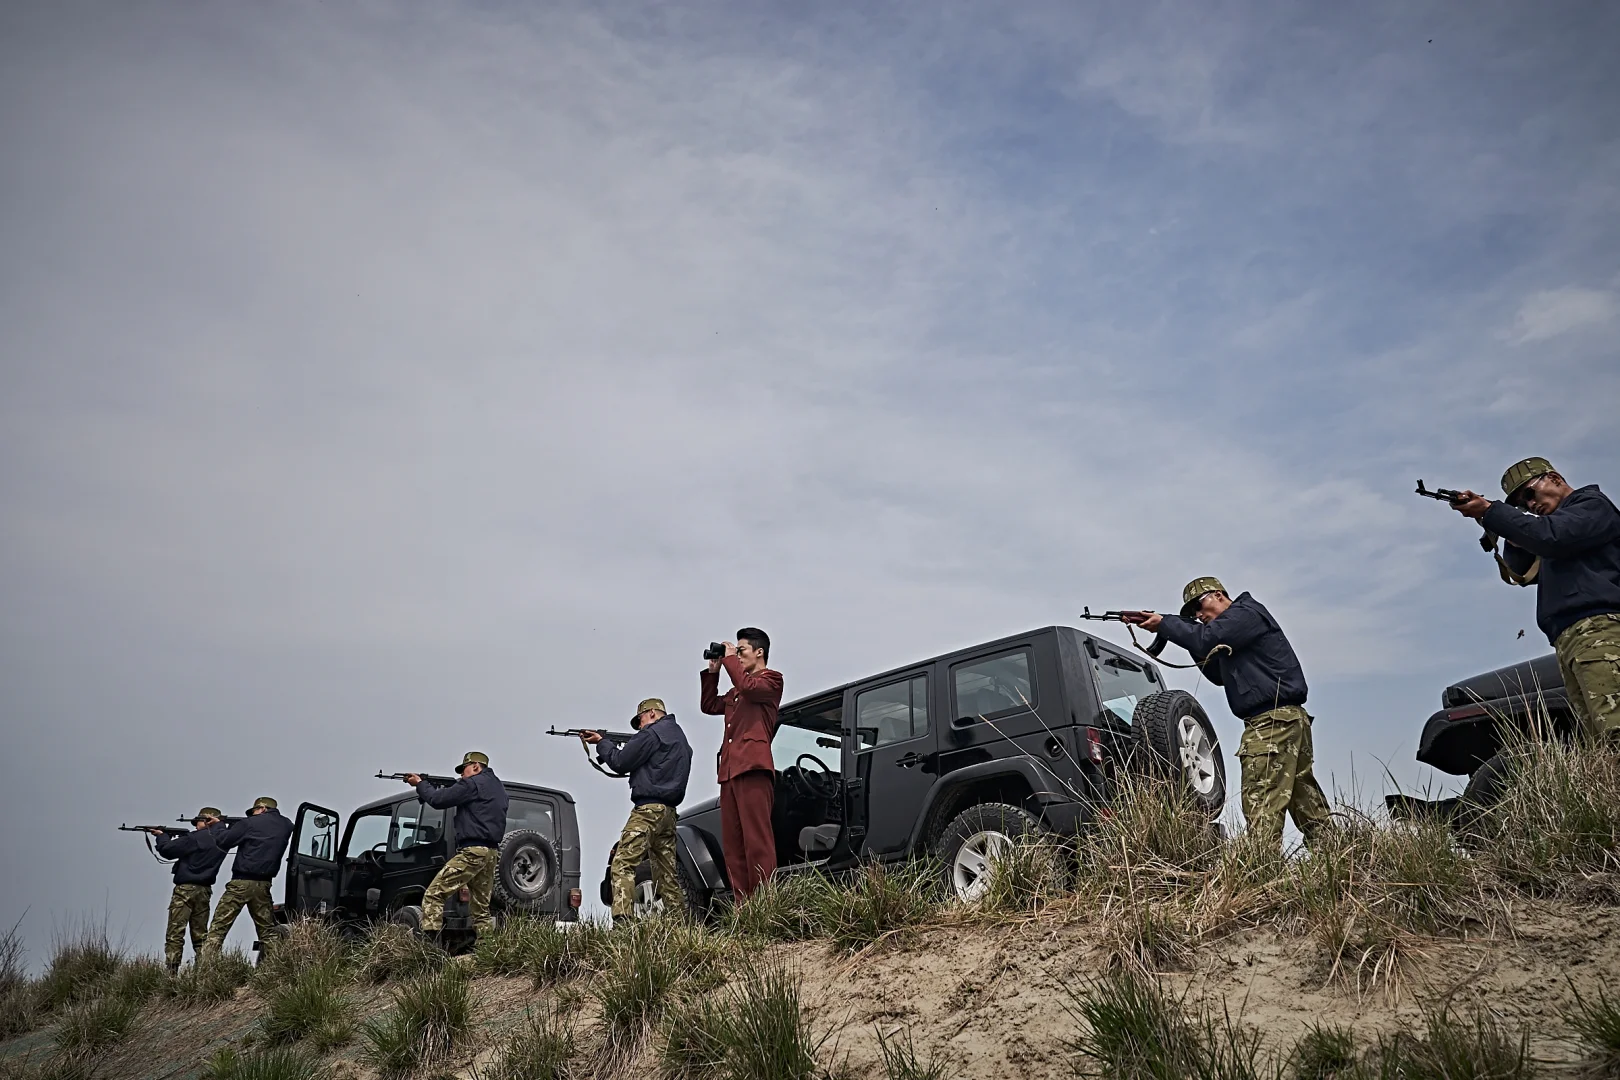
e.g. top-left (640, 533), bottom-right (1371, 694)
top-left (1125, 624), bottom-right (1233, 670)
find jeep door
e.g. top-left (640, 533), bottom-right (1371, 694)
top-left (941, 634), bottom-right (1069, 786)
top-left (848, 671), bottom-right (936, 857)
top-left (381, 798), bottom-right (448, 907)
top-left (285, 803), bottom-right (342, 915)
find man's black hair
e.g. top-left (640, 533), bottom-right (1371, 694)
top-left (737, 627), bottom-right (770, 664)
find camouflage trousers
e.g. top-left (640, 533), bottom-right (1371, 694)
top-left (610, 803), bottom-right (680, 919)
top-left (1555, 613), bottom-right (1620, 743)
top-left (203, 879), bottom-right (275, 955)
top-left (1238, 705), bottom-right (1332, 849)
top-left (421, 845), bottom-right (497, 932)
top-left (165, 883), bottom-right (212, 971)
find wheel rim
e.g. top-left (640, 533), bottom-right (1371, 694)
top-left (510, 847), bottom-right (546, 893)
top-left (1176, 713), bottom-right (1218, 795)
top-left (952, 829), bottom-right (1012, 902)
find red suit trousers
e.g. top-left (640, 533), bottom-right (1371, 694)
top-left (720, 769), bottom-right (776, 900)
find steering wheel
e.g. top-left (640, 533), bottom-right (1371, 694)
top-left (357, 842), bottom-right (387, 870)
top-left (791, 753), bottom-right (838, 800)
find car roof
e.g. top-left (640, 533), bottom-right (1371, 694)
top-left (348, 782), bottom-right (576, 817)
top-left (780, 625), bottom-right (1099, 712)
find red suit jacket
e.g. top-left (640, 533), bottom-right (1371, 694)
top-left (700, 656), bottom-right (783, 782)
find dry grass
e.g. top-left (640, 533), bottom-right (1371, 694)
top-left (1470, 734), bottom-right (1620, 891)
top-left (253, 917), bottom-right (349, 988)
top-left (354, 923), bottom-right (447, 984)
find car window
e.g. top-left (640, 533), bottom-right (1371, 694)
top-left (953, 650), bottom-right (1035, 721)
top-left (507, 797), bottom-right (555, 840)
top-left (390, 800), bottom-right (446, 853)
top-left (855, 675), bottom-right (929, 749)
top-left (1092, 651), bottom-right (1159, 723)
top-left (295, 807), bottom-right (337, 861)
top-left (774, 697), bottom-right (843, 772)
top-left (344, 809), bottom-right (390, 859)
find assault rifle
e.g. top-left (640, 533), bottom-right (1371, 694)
top-left (174, 815), bottom-right (243, 826)
top-left (1415, 480), bottom-right (1502, 555)
top-left (119, 823), bottom-right (188, 837)
top-left (375, 772), bottom-right (459, 787)
top-left (547, 727), bottom-right (637, 779)
top-left (1414, 479), bottom-right (1466, 504)
top-left (1078, 608), bottom-right (1169, 659)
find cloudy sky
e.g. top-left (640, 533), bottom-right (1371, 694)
top-left (2, 0), bottom-right (1617, 965)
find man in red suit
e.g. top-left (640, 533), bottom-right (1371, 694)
top-left (700, 627), bottom-right (783, 902)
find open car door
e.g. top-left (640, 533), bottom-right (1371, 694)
top-left (286, 802), bottom-right (342, 915)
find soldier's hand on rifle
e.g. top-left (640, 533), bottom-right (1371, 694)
top-left (1450, 490), bottom-right (1492, 520)
top-left (403, 773), bottom-right (423, 786)
top-left (1119, 611), bottom-right (1163, 631)
top-left (146, 828), bottom-right (166, 836)
top-left (579, 730), bottom-right (603, 745)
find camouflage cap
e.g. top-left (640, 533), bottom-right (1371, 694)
top-left (1501, 456), bottom-right (1554, 502)
top-left (192, 806), bottom-right (223, 823)
top-left (1180, 576), bottom-right (1227, 617)
top-left (457, 751), bottom-right (490, 775)
top-left (251, 797), bottom-right (277, 811)
top-left (634, 698), bottom-right (667, 717)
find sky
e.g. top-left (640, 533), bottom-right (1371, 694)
top-left (2, 0), bottom-right (1617, 968)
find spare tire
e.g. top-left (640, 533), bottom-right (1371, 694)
top-left (1132, 690), bottom-right (1227, 815)
top-left (493, 830), bottom-right (557, 911)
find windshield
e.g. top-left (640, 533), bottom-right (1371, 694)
top-left (773, 697), bottom-right (844, 772)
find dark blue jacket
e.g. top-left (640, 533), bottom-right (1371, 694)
top-left (1483, 485), bottom-right (1620, 645)
top-left (156, 828), bottom-right (228, 887)
top-left (418, 768), bottom-right (509, 850)
top-left (597, 714), bottom-right (692, 808)
top-left (212, 809), bottom-right (294, 882)
top-left (1155, 592), bottom-right (1309, 721)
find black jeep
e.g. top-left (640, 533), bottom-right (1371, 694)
top-left (607, 624), bottom-right (1228, 914)
top-left (1387, 651), bottom-right (1575, 821)
top-left (279, 780), bottom-right (584, 940)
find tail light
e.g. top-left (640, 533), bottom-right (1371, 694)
top-left (458, 887), bottom-right (471, 902)
top-left (568, 888), bottom-right (583, 909)
top-left (1086, 727), bottom-right (1105, 764)
top-left (1446, 704), bottom-right (1490, 721)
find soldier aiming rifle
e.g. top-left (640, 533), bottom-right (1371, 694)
top-left (123, 808), bottom-right (228, 973)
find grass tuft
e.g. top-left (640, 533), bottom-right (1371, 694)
top-left (487, 1003), bottom-right (577, 1080)
top-left (168, 949), bottom-right (254, 1005)
top-left (201, 1046), bottom-right (330, 1080)
top-left (36, 923), bottom-right (122, 1012)
top-left (1062, 967), bottom-right (1273, 1080)
top-left (876, 1025), bottom-right (954, 1080)
top-left (108, 956), bottom-right (168, 1007)
top-left (360, 963), bottom-right (477, 1077)
top-left (1562, 983), bottom-right (1620, 1075)
top-left (656, 962), bottom-right (824, 1080)
top-left (474, 916), bottom-right (609, 985)
top-left (355, 922), bottom-right (447, 984)
top-left (253, 917), bottom-right (348, 989)
top-left (52, 993), bottom-right (142, 1055)
top-left (1369, 1004), bottom-right (1532, 1079)
top-left (0, 918), bottom-right (38, 1040)
top-left (976, 838), bottom-right (1072, 916)
top-left (1473, 736), bottom-right (1620, 890)
top-left (722, 875), bottom-right (838, 942)
top-left (594, 919), bottom-right (736, 1052)
top-left (258, 962), bottom-right (354, 1048)
top-left (821, 861), bottom-right (940, 954)
top-left (1289, 1023), bottom-right (1358, 1079)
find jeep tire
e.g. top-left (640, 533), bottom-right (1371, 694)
top-left (934, 802), bottom-right (1041, 903)
top-left (1455, 752), bottom-right (1514, 841)
top-left (494, 830), bottom-right (557, 911)
top-left (389, 905), bottom-right (423, 932)
top-left (674, 852), bottom-right (717, 922)
top-left (1132, 690), bottom-right (1227, 815)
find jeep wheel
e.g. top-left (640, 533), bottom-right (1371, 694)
top-left (674, 854), bottom-right (717, 922)
top-left (1456, 752), bottom-right (1514, 841)
top-left (389, 905), bottom-right (423, 932)
top-left (934, 802), bottom-right (1041, 903)
top-left (494, 830), bottom-right (557, 911)
top-left (1132, 690), bottom-right (1227, 814)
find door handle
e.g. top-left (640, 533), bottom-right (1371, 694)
top-left (894, 753), bottom-right (926, 769)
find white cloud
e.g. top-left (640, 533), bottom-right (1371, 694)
top-left (1505, 285), bottom-right (1617, 344)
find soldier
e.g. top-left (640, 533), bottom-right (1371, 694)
top-left (581, 698), bottom-right (693, 926)
top-left (401, 752), bottom-right (509, 941)
top-left (1122, 578), bottom-right (1332, 849)
top-left (150, 807), bottom-right (227, 974)
top-left (204, 797), bottom-right (294, 957)
top-left (1449, 457), bottom-right (1620, 744)
top-left (700, 628), bottom-right (783, 902)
